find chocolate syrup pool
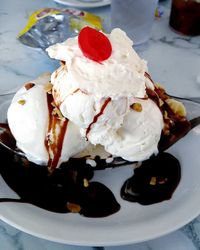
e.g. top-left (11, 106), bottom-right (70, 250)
top-left (121, 152), bottom-right (181, 205)
top-left (0, 143), bottom-right (181, 217)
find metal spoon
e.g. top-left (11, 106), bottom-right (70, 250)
top-left (169, 95), bottom-right (200, 104)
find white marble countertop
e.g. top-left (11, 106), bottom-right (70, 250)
top-left (0, 0), bottom-right (200, 249)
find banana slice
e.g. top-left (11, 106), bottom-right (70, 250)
top-left (165, 98), bottom-right (186, 117)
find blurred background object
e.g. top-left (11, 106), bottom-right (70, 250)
top-left (169, 0), bottom-right (200, 36)
top-left (52, 0), bottom-right (111, 8)
top-left (111, 0), bottom-right (159, 45)
top-left (17, 8), bottom-right (104, 49)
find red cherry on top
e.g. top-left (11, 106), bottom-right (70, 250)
top-left (78, 26), bottom-right (112, 63)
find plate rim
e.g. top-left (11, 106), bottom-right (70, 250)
top-left (1, 197), bottom-right (200, 246)
top-left (53, 0), bottom-right (111, 8)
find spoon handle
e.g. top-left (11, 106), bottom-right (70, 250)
top-left (190, 117), bottom-right (200, 129)
top-left (169, 95), bottom-right (200, 104)
top-left (0, 198), bottom-right (27, 203)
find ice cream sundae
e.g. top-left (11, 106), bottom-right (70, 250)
top-left (0, 27), bottom-right (191, 217)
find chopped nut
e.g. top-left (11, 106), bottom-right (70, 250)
top-left (60, 60), bottom-right (65, 65)
top-left (164, 110), bottom-right (169, 120)
top-left (51, 101), bottom-right (56, 107)
top-left (18, 99), bottom-right (26, 105)
top-left (131, 103), bottom-right (142, 112)
top-left (25, 83), bottom-right (35, 90)
top-left (158, 178), bottom-right (168, 184)
top-left (158, 98), bottom-right (164, 107)
top-left (83, 178), bottom-right (89, 187)
top-left (57, 110), bottom-right (64, 119)
top-left (150, 176), bottom-right (157, 185)
top-left (43, 82), bottom-right (53, 93)
top-left (46, 133), bottom-right (53, 145)
top-left (163, 129), bottom-right (170, 136)
top-left (163, 123), bottom-right (170, 135)
top-left (52, 109), bottom-right (57, 116)
top-left (66, 202), bottom-right (81, 213)
top-left (52, 107), bottom-right (64, 119)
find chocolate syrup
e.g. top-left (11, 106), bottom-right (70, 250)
top-left (0, 145), bottom-right (120, 217)
top-left (45, 94), bottom-right (68, 171)
top-left (86, 97), bottom-right (111, 139)
top-left (0, 123), bottom-right (16, 150)
top-left (0, 137), bottom-right (181, 216)
top-left (0, 122), bottom-right (184, 216)
top-left (144, 72), bottom-right (192, 152)
top-left (158, 119), bottom-right (191, 152)
top-left (121, 152), bottom-right (181, 205)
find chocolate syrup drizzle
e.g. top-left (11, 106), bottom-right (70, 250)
top-left (145, 72), bottom-right (191, 151)
top-left (86, 97), bottom-right (111, 139)
top-left (45, 93), bottom-right (68, 172)
top-left (0, 145), bottom-right (120, 217)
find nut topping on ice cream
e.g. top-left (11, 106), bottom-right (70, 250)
top-left (24, 83), bottom-right (35, 90)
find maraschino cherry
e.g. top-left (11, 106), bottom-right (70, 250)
top-left (78, 26), bottom-right (112, 63)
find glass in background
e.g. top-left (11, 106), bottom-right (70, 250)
top-left (111, 0), bottom-right (159, 45)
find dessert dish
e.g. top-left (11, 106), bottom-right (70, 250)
top-left (0, 27), bottom-right (191, 217)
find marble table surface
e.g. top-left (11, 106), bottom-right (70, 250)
top-left (0, 0), bottom-right (200, 249)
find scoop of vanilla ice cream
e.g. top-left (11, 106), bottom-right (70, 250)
top-left (59, 90), bottom-right (129, 132)
top-left (46, 28), bottom-right (149, 99)
top-left (7, 77), bottom-right (49, 165)
top-left (7, 74), bottom-right (88, 166)
top-left (100, 99), bottom-right (164, 162)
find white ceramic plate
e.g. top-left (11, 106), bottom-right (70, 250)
top-left (1, 97), bottom-right (200, 246)
top-left (53, 0), bottom-right (111, 8)
top-left (1, 132), bottom-right (200, 245)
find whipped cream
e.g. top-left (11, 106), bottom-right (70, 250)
top-left (46, 28), bottom-right (148, 99)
